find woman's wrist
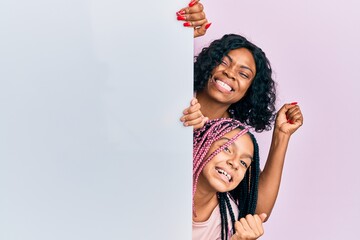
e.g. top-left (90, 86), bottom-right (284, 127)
top-left (271, 127), bottom-right (291, 147)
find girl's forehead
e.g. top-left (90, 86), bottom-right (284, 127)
top-left (219, 131), bottom-right (253, 150)
top-left (222, 128), bottom-right (244, 138)
top-left (215, 128), bottom-right (244, 140)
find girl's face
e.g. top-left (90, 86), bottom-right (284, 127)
top-left (198, 129), bottom-right (254, 194)
top-left (204, 48), bottom-right (256, 105)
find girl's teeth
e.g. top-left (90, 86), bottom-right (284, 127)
top-left (216, 168), bottom-right (232, 181)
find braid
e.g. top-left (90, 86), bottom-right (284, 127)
top-left (218, 192), bottom-right (237, 239)
top-left (218, 193), bottom-right (229, 240)
top-left (224, 194), bottom-right (236, 235)
top-left (229, 131), bottom-right (260, 219)
top-left (248, 133), bottom-right (260, 213)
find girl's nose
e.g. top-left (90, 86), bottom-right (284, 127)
top-left (227, 158), bottom-right (239, 171)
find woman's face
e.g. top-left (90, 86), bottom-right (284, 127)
top-left (204, 48), bottom-right (256, 105)
top-left (198, 129), bottom-right (254, 193)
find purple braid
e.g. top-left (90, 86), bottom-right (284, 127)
top-left (193, 118), bottom-right (249, 213)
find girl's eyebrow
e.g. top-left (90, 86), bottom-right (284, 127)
top-left (220, 137), bottom-right (231, 141)
top-left (244, 155), bottom-right (254, 162)
top-left (218, 137), bottom-right (237, 150)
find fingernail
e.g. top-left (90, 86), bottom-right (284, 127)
top-left (189, 0), bottom-right (197, 7)
top-left (183, 22), bottom-right (191, 27)
top-left (290, 102), bottom-right (298, 105)
top-left (176, 10), bottom-right (186, 16)
top-left (205, 23), bottom-right (212, 29)
top-left (177, 15), bottom-right (186, 21)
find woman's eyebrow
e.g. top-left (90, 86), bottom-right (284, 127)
top-left (240, 66), bottom-right (254, 75)
top-left (224, 54), bottom-right (233, 64)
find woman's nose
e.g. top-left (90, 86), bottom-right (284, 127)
top-left (223, 67), bottom-right (236, 80)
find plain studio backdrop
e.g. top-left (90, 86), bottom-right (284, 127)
top-left (195, 0), bottom-right (360, 239)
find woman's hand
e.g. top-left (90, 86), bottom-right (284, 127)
top-left (180, 98), bottom-right (208, 129)
top-left (231, 213), bottom-right (266, 240)
top-left (275, 102), bottom-right (304, 135)
top-left (176, 0), bottom-right (211, 38)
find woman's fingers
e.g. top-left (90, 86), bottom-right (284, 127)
top-left (180, 97), bottom-right (208, 128)
top-left (185, 115), bottom-right (206, 127)
top-left (194, 22), bottom-right (211, 38)
top-left (183, 19), bottom-right (207, 28)
top-left (193, 117), bottom-right (208, 129)
top-left (181, 110), bottom-right (203, 124)
top-left (176, 1), bottom-right (210, 37)
top-left (187, 1), bottom-right (203, 13)
top-left (176, 2), bottom-right (203, 17)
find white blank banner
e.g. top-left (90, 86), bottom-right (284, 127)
top-left (0, 1), bottom-right (193, 239)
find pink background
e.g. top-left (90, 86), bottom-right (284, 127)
top-left (195, 0), bottom-right (360, 239)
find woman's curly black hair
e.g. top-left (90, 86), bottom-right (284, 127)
top-left (194, 34), bottom-right (276, 132)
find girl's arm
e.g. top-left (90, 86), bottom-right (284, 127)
top-left (256, 103), bottom-right (303, 221)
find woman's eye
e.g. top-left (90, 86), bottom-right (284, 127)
top-left (239, 72), bottom-right (249, 79)
top-left (221, 60), bottom-right (227, 66)
top-left (240, 160), bottom-right (248, 168)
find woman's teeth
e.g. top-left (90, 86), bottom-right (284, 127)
top-left (215, 80), bottom-right (232, 91)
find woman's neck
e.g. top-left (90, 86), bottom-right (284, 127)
top-left (196, 91), bottom-right (231, 119)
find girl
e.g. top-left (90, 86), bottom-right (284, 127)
top-left (193, 118), bottom-right (266, 240)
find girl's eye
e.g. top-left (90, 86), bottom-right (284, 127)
top-left (240, 160), bottom-right (248, 168)
top-left (224, 147), bottom-right (231, 153)
top-left (221, 60), bottom-right (227, 66)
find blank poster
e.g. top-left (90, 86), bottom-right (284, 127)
top-left (0, 1), bottom-right (193, 239)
